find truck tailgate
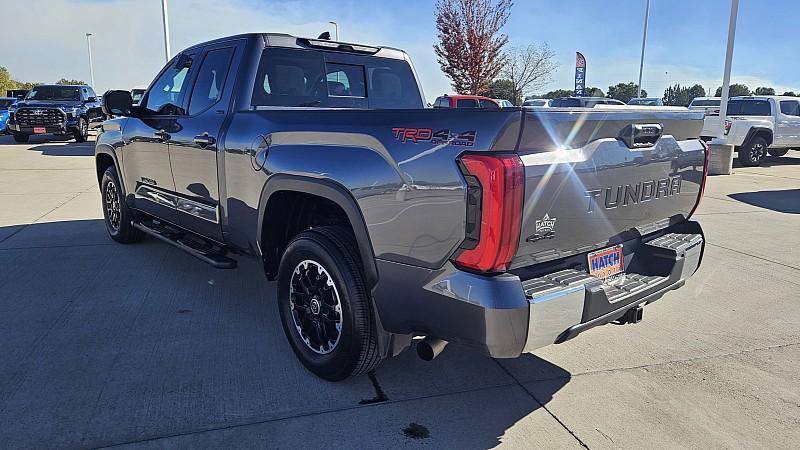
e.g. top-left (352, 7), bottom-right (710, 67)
top-left (512, 107), bottom-right (706, 268)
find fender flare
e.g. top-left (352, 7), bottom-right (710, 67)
top-left (256, 174), bottom-right (378, 289)
top-left (742, 127), bottom-right (773, 147)
top-left (94, 145), bottom-right (127, 196)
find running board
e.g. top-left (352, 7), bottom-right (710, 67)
top-left (134, 221), bottom-right (237, 269)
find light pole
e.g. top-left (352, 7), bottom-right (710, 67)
top-left (717, 0), bottom-right (739, 137)
top-left (161, 0), bottom-right (172, 62)
top-left (636, 0), bottom-right (651, 99)
top-left (85, 33), bottom-right (95, 88)
top-left (328, 21), bottom-right (339, 41)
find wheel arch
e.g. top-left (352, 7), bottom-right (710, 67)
top-left (95, 146), bottom-right (125, 195)
top-left (743, 127), bottom-right (773, 147)
top-left (256, 174), bottom-right (378, 289)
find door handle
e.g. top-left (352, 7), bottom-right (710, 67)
top-left (193, 133), bottom-right (216, 147)
top-left (154, 129), bottom-right (170, 141)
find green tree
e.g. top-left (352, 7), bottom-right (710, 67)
top-left (486, 79), bottom-right (517, 104)
top-left (715, 84), bottom-right (750, 97)
top-left (782, 91), bottom-right (797, 97)
top-left (584, 87), bottom-right (604, 97)
top-left (754, 87), bottom-right (775, 95)
top-left (56, 78), bottom-right (86, 85)
top-left (0, 66), bottom-right (15, 94)
top-left (542, 89), bottom-right (573, 99)
top-left (607, 82), bottom-right (646, 103)
top-left (663, 83), bottom-right (705, 106)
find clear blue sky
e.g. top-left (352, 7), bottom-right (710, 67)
top-left (4, 0), bottom-right (798, 100)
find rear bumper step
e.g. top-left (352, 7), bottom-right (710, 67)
top-left (134, 221), bottom-right (237, 269)
top-left (522, 230), bottom-right (703, 351)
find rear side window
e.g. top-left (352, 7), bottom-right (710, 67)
top-left (561, 98), bottom-right (581, 107)
top-left (456, 99), bottom-right (478, 108)
top-left (252, 48), bottom-right (423, 109)
top-left (434, 97), bottom-right (450, 108)
top-left (727, 100), bottom-right (771, 116)
top-left (479, 99), bottom-right (499, 109)
top-left (779, 100), bottom-right (800, 117)
top-left (188, 47), bottom-right (235, 115)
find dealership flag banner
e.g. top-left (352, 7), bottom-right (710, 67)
top-left (575, 52), bottom-right (586, 97)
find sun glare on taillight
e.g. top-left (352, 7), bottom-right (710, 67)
top-left (453, 153), bottom-right (524, 273)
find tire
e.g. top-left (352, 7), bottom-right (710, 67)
top-left (74, 117), bottom-right (88, 143)
top-left (277, 226), bottom-right (381, 381)
top-left (100, 166), bottom-right (144, 244)
top-left (768, 148), bottom-right (789, 157)
top-left (738, 136), bottom-right (768, 167)
top-left (12, 132), bottom-right (29, 143)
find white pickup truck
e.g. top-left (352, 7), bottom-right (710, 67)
top-left (707, 96), bottom-right (800, 166)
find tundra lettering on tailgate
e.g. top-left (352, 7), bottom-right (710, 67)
top-left (584, 175), bottom-right (682, 213)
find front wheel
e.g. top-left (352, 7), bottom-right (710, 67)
top-left (101, 166), bottom-right (144, 243)
top-left (277, 226), bottom-right (381, 381)
top-left (768, 148), bottom-right (789, 157)
top-left (738, 136), bottom-right (768, 167)
top-left (74, 117), bottom-right (88, 143)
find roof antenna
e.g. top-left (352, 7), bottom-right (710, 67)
top-left (317, 31), bottom-right (331, 40)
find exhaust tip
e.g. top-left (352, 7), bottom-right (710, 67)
top-left (417, 338), bottom-right (448, 361)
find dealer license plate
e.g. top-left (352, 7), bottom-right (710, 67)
top-left (588, 245), bottom-right (624, 282)
top-left (33, 127), bottom-right (46, 134)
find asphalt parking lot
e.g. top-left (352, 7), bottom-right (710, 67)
top-left (1, 134), bottom-right (798, 449)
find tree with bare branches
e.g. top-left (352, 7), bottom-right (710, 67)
top-left (434, 0), bottom-right (513, 95)
top-left (501, 43), bottom-right (557, 105)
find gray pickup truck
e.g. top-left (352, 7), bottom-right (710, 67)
top-left (97, 33), bottom-right (708, 381)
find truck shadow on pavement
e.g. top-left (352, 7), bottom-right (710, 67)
top-left (0, 134), bottom-right (96, 156)
top-left (0, 219), bottom-right (572, 448)
top-left (728, 189), bottom-right (800, 214)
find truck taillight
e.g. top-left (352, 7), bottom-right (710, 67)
top-left (453, 154), bottom-right (524, 273)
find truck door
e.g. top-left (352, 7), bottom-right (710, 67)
top-left (777, 100), bottom-right (800, 147)
top-left (121, 53), bottom-right (196, 225)
top-left (167, 42), bottom-right (241, 241)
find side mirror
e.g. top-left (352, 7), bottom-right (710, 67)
top-left (86, 96), bottom-right (97, 103)
top-left (102, 90), bottom-right (133, 117)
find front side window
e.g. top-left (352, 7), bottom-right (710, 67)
top-left (779, 100), bottom-right (800, 117)
top-left (479, 99), bottom-right (499, 109)
top-left (144, 55), bottom-right (193, 115)
top-left (188, 47), bottom-right (235, 115)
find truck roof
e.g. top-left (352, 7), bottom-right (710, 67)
top-left (730, 95), bottom-right (799, 101)
top-left (182, 33), bottom-right (410, 61)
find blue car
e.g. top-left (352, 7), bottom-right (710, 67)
top-left (0, 97), bottom-right (17, 134)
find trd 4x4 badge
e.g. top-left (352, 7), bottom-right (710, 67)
top-left (392, 128), bottom-right (476, 146)
top-left (527, 213), bottom-right (557, 242)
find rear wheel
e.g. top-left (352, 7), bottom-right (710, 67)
top-left (74, 117), bottom-right (88, 143)
top-left (12, 132), bottom-right (28, 143)
top-left (738, 136), bottom-right (768, 167)
top-left (277, 226), bottom-right (381, 381)
top-left (101, 166), bottom-right (143, 243)
top-left (768, 148), bottom-right (789, 157)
